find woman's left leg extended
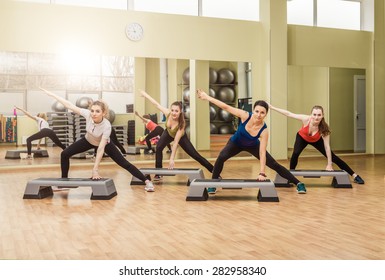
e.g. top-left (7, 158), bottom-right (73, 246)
top-left (178, 134), bottom-right (213, 173)
top-left (310, 138), bottom-right (355, 176)
top-left (104, 142), bottom-right (147, 182)
top-left (246, 145), bottom-right (300, 185)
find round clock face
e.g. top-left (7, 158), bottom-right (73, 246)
top-left (125, 22), bottom-right (144, 41)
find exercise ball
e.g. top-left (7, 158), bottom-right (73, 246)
top-left (51, 101), bottom-right (66, 112)
top-left (209, 68), bottom-right (218, 84)
top-left (210, 123), bottom-right (218, 134)
top-left (209, 88), bottom-right (216, 98)
top-left (217, 68), bottom-right (235, 84)
top-left (76, 96), bottom-right (93, 109)
top-left (182, 67), bottom-right (190, 84)
top-left (217, 87), bottom-right (235, 103)
top-left (209, 105), bottom-right (217, 121)
top-left (218, 124), bottom-right (233, 134)
top-left (107, 109), bottom-right (115, 124)
top-left (184, 105), bottom-right (190, 119)
top-left (183, 87), bottom-right (190, 102)
top-left (219, 109), bottom-right (234, 122)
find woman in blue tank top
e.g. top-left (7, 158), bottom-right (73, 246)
top-left (197, 89), bottom-right (306, 194)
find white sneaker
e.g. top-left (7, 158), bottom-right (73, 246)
top-left (145, 181), bottom-right (155, 192)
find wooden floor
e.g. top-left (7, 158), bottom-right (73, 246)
top-left (0, 144), bottom-right (384, 260)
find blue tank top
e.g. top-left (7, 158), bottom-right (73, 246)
top-left (230, 113), bottom-right (267, 147)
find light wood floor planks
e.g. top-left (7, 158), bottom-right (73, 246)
top-left (0, 145), bottom-right (384, 260)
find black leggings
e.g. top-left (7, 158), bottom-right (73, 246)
top-left (155, 130), bottom-right (213, 172)
top-left (145, 126), bottom-right (171, 151)
top-left (212, 140), bottom-right (300, 185)
top-left (290, 133), bottom-right (355, 175)
top-left (61, 137), bottom-right (147, 181)
top-left (110, 128), bottom-right (126, 154)
top-left (27, 128), bottom-right (66, 155)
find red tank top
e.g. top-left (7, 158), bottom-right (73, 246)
top-left (145, 120), bottom-right (158, 132)
top-left (298, 123), bottom-right (321, 143)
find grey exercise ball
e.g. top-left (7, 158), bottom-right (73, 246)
top-left (218, 124), bottom-right (233, 134)
top-left (107, 109), bottom-right (115, 124)
top-left (209, 68), bottom-right (218, 84)
top-left (183, 87), bottom-right (190, 102)
top-left (184, 105), bottom-right (190, 119)
top-left (217, 87), bottom-right (235, 103)
top-left (219, 109), bottom-right (234, 122)
top-left (217, 68), bottom-right (235, 84)
top-left (76, 96), bottom-right (93, 109)
top-left (209, 88), bottom-right (216, 98)
top-left (51, 101), bottom-right (66, 112)
top-left (182, 67), bottom-right (190, 84)
top-left (210, 123), bottom-right (218, 134)
top-left (185, 124), bottom-right (190, 138)
top-left (209, 105), bottom-right (217, 121)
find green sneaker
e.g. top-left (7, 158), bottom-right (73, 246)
top-left (354, 175), bottom-right (365, 184)
top-left (296, 182), bottom-right (307, 194)
top-left (207, 187), bottom-right (217, 194)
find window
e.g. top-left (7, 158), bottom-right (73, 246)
top-left (133, 0), bottom-right (198, 16)
top-left (317, 0), bottom-right (360, 30)
top-left (202, 0), bottom-right (259, 21)
top-left (288, 0), bottom-right (362, 31)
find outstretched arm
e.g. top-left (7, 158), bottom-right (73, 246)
top-left (14, 106), bottom-right (37, 121)
top-left (139, 90), bottom-right (170, 117)
top-left (322, 135), bottom-right (334, 171)
top-left (268, 103), bottom-right (309, 124)
top-left (196, 89), bottom-right (248, 120)
top-left (134, 111), bottom-right (150, 124)
top-left (39, 87), bottom-right (81, 115)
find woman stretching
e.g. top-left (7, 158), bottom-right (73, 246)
top-left (15, 106), bottom-right (66, 159)
top-left (39, 87), bottom-right (155, 192)
top-left (196, 89), bottom-right (307, 194)
top-left (139, 90), bottom-right (213, 181)
top-left (134, 111), bottom-right (171, 154)
top-left (268, 104), bottom-right (364, 184)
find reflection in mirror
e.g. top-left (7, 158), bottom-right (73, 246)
top-left (287, 65), bottom-right (366, 159)
top-left (0, 51), bottom-right (254, 167)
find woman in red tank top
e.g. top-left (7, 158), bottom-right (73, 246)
top-left (269, 104), bottom-right (364, 184)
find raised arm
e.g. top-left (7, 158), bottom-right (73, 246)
top-left (39, 87), bottom-right (81, 115)
top-left (134, 111), bottom-right (150, 124)
top-left (196, 89), bottom-right (249, 120)
top-left (14, 106), bottom-right (37, 121)
top-left (268, 103), bottom-right (310, 124)
top-left (139, 90), bottom-right (170, 117)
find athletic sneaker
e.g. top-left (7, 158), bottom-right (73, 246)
top-left (207, 187), bottom-right (217, 194)
top-left (354, 175), bottom-right (365, 184)
top-left (144, 181), bottom-right (155, 192)
top-left (166, 150), bottom-right (172, 153)
top-left (153, 175), bottom-right (163, 181)
top-left (147, 149), bottom-right (154, 154)
top-left (296, 182), bottom-right (307, 194)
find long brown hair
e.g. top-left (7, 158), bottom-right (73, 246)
top-left (171, 101), bottom-right (185, 130)
top-left (312, 105), bottom-right (331, 136)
